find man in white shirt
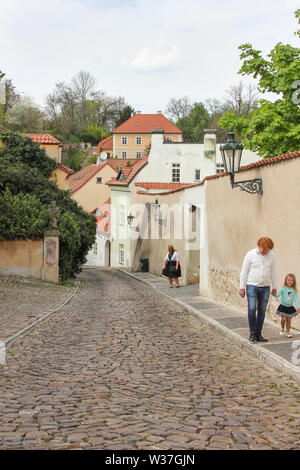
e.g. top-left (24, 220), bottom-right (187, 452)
top-left (239, 237), bottom-right (277, 343)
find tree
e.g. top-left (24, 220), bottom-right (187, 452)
top-left (218, 10), bottom-right (300, 157)
top-left (45, 71), bottom-right (133, 142)
top-left (115, 105), bottom-right (135, 127)
top-left (6, 96), bottom-right (44, 133)
top-left (165, 96), bottom-right (192, 122)
top-left (176, 102), bottom-right (210, 141)
top-left (0, 71), bottom-right (20, 124)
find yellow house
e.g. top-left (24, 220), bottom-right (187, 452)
top-left (50, 163), bottom-right (74, 190)
top-left (68, 161), bottom-right (118, 213)
top-left (108, 111), bottom-right (183, 160)
top-left (22, 133), bottom-right (63, 163)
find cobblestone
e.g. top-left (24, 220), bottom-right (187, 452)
top-left (0, 267), bottom-right (299, 449)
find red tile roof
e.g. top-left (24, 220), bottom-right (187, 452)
top-left (112, 113), bottom-right (182, 134)
top-left (22, 133), bottom-right (62, 146)
top-left (69, 162), bottom-right (117, 194)
top-left (135, 182), bottom-right (198, 190)
top-left (57, 162), bottom-right (74, 175)
top-left (96, 135), bottom-right (113, 154)
top-left (106, 155), bottom-right (149, 186)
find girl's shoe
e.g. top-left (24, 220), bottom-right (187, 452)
top-left (280, 329), bottom-right (285, 336)
top-left (286, 332), bottom-right (292, 338)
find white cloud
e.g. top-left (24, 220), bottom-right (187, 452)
top-left (121, 45), bottom-right (181, 71)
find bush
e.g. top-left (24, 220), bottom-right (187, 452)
top-left (0, 189), bottom-right (51, 240)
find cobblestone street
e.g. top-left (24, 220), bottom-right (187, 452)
top-left (0, 268), bottom-right (299, 450)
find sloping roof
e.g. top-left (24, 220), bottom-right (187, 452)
top-left (96, 135), bottom-right (113, 154)
top-left (135, 182), bottom-right (198, 191)
top-left (69, 162), bottom-right (117, 194)
top-left (22, 133), bottom-right (62, 146)
top-left (57, 162), bottom-right (74, 175)
top-left (112, 113), bottom-right (182, 134)
top-left (106, 155), bottom-right (149, 186)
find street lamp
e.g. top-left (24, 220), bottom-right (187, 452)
top-left (152, 198), bottom-right (160, 221)
top-left (127, 212), bottom-right (134, 225)
top-left (220, 131), bottom-right (263, 195)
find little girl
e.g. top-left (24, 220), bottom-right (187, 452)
top-left (275, 273), bottom-right (300, 337)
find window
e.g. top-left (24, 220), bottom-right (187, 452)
top-left (136, 151), bottom-right (142, 159)
top-left (136, 137), bottom-right (142, 145)
top-left (216, 163), bottom-right (225, 174)
top-left (119, 244), bottom-right (125, 265)
top-left (93, 243), bottom-right (97, 255)
top-left (172, 163), bottom-right (180, 182)
top-left (121, 136), bottom-right (128, 145)
top-left (119, 204), bottom-right (125, 226)
top-left (96, 177), bottom-right (102, 183)
top-left (195, 169), bottom-right (201, 181)
top-left (122, 151), bottom-right (127, 159)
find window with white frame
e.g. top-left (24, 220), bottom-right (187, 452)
top-left (195, 169), bottom-right (201, 181)
top-left (119, 204), bottom-right (125, 225)
top-left (93, 242), bottom-right (98, 255)
top-left (216, 163), bottom-right (225, 173)
top-left (172, 163), bottom-right (181, 182)
top-left (136, 137), bottom-right (142, 145)
top-left (122, 151), bottom-right (127, 159)
top-left (119, 244), bottom-right (125, 265)
top-left (121, 136), bottom-right (128, 145)
top-left (136, 151), bottom-right (142, 159)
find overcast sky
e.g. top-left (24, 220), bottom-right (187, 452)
top-left (1, 0), bottom-right (299, 113)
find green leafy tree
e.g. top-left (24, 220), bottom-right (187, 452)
top-left (115, 105), bottom-right (135, 127)
top-left (176, 102), bottom-right (210, 141)
top-left (218, 11), bottom-right (300, 157)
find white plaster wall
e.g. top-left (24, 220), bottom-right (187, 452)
top-left (134, 134), bottom-right (260, 184)
top-left (110, 187), bottom-right (132, 268)
top-left (85, 232), bottom-right (111, 267)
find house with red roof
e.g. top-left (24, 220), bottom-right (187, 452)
top-left (68, 161), bottom-right (118, 213)
top-left (105, 155), bottom-right (149, 268)
top-left (96, 111), bottom-right (183, 162)
top-left (50, 162), bottom-right (74, 190)
top-left (22, 133), bottom-right (63, 163)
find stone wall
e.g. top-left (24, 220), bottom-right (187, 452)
top-left (0, 233), bottom-right (59, 283)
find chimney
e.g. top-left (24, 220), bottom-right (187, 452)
top-left (203, 129), bottom-right (216, 161)
top-left (157, 110), bottom-right (162, 114)
top-left (136, 111), bottom-right (141, 114)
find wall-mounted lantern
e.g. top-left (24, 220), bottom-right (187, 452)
top-left (127, 212), bottom-right (134, 226)
top-left (220, 131), bottom-right (263, 195)
top-left (152, 198), bottom-right (160, 221)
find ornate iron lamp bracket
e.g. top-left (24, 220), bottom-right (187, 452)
top-left (230, 174), bottom-right (263, 195)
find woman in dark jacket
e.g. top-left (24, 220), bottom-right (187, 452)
top-left (162, 245), bottom-right (181, 288)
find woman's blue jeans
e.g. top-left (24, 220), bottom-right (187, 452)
top-left (246, 285), bottom-right (270, 336)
